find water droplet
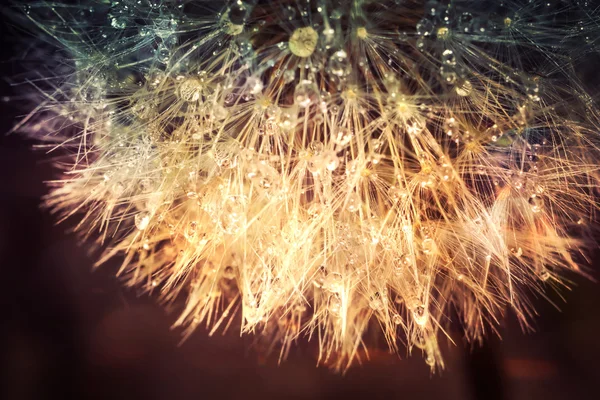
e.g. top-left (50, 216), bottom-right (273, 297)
top-left (111, 16), bottom-right (127, 30)
top-left (309, 141), bottom-right (324, 154)
top-left (294, 80), bottom-right (319, 108)
top-left (440, 66), bottom-right (457, 84)
top-left (334, 128), bottom-right (354, 147)
top-left (513, 178), bottom-right (523, 190)
top-left (283, 5), bottom-right (296, 20)
top-left (278, 108), bottom-right (297, 131)
top-left (525, 78), bottom-right (540, 102)
top-left (441, 49), bottom-right (456, 66)
top-left (324, 151), bottom-right (340, 171)
top-left (346, 192), bottom-right (361, 213)
top-left (219, 196), bottom-right (246, 235)
top-left (421, 238), bottom-right (436, 255)
top-left (458, 12), bottom-right (474, 33)
top-left (443, 117), bottom-right (458, 136)
top-left (487, 124), bottom-right (501, 142)
top-left (135, 212), bottom-right (151, 230)
top-left (265, 104), bottom-right (281, 120)
top-left (228, 1), bottom-right (251, 25)
top-left (139, 26), bottom-right (153, 37)
top-left (178, 78), bottom-right (203, 102)
top-left (307, 155), bottom-right (325, 175)
top-left (313, 266), bottom-right (327, 288)
top-left (185, 220), bottom-right (198, 239)
top-left (455, 79), bottom-right (472, 96)
top-left (416, 18), bottom-right (435, 36)
top-left (388, 186), bottom-right (408, 202)
top-left (412, 305), bottom-right (428, 326)
top-left (529, 195), bottom-right (543, 213)
top-left (328, 294), bottom-right (342, 314)
top-left (324, 272), bottom-right (343, 292)
top-left (155, 45), bottom-right (170, 64)
top-left (212, 104), bottom-right (229, 120)
top-left (328, 50), bottom-right (351, 77)
top-left (283, 69), bottom-right (296, 84)
top-left (246, 75), bottom-right (264, 95)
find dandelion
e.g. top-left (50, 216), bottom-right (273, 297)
top-left (14, 0), bottom-right (600, 371)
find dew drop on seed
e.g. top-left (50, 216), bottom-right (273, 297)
top-left (135, 212), bottom-right (151, 230)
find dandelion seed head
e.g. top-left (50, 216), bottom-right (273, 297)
top-left (16, 0), bottom-right (600, 372)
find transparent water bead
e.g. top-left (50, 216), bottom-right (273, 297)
top-left (529, 195), bottom-right (543, 213)
top-left (412, 305), bottom-right (429, 326)
top-left (178, 78), bottom-right (203, 102)
top-left (294, 80), bottom-right (319, 108)
top-left (135, 212), bottom-right (151, 230)
top-left (458, 12), bottom-right (474, 33)
top-left (416, 18), bottom-right (435, 36)
top-left (441, 49), bottom-right (456, 66)
top-left (228, 1), bottom-right (252, 25)
top-left (219, 196), bottom-right (246, 235)
top-left (346, 192), bottom-right (361, 213)
top-left (526, 79), bottom-right (540, 102)
top-left (328, 294), bottom-right (342, 315)
top-left (246, 75), bottom-right (264, 95)
top-left (323, 151), bottom-right (340, 171)
top-left (308, 141), bottom-right (324, 154)
top-left (455, 79), bottom-right (472, 96)
top-left (111, 16), bottom-right (127, 30)
top-left (264, 104), bottom-right (281, 120)
top-left (421, 238), bottom-right (436, 255)
top-left (328, 50), bottom-right (351, 77)
top-left (443, 117), bottom-right (458, 136)
top-left (440, 66), bottom-right (457, 84)
top-left (313, 266), bottom-right (327, 288)
top-left (155, 45), bottom-right (171, 64)
top-left (388, 186), bottom-right (408, 202)
top-left (324, 272), bottom-right (343, 293)
top-left (307, 155), bottom-right (325, 174)
top-left (334, 128), bottom-right (354, 147)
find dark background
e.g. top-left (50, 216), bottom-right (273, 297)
top-left (1, 3), bottom-right (600, 399)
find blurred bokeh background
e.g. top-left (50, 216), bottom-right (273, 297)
top-left (2, 3), bottom-right (600, 399)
